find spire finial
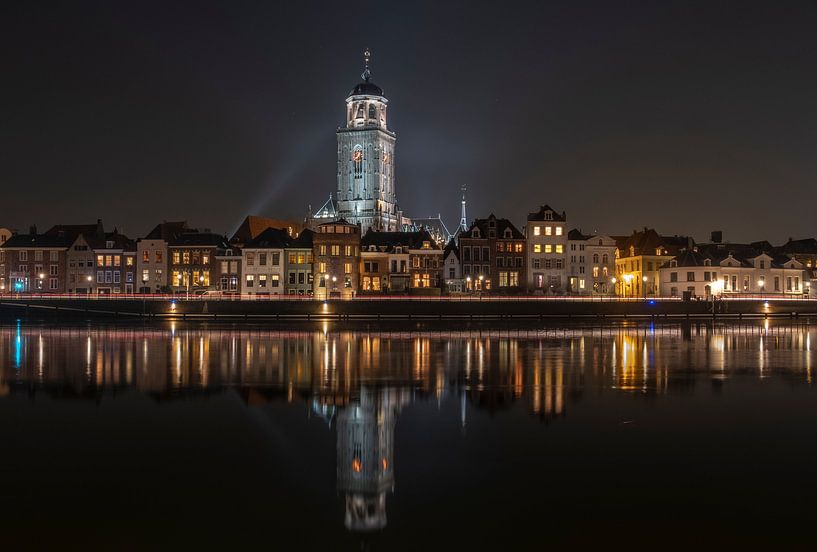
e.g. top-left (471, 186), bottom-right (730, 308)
top-left (362, 48), bottom-right (372, 81)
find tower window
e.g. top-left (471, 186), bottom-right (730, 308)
top-left (368, 104), bottom-right (376, 119)
top-left (353, 146), bottom-right (363, 178)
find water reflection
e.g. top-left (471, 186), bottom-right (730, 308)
top-left (0, 321), bottom-right (816, 535)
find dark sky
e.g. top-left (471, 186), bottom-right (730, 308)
top-left (2, 1), bottom-right (816, 243)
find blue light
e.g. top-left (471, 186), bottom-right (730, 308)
top-left (14, 281), bottom-right (23, 291)
top-left (648, 300), bottom-right (656, 306)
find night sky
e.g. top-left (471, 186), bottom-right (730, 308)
top-left (2, 1), bottom-right (816, 243)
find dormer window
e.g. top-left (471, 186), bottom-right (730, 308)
top-left (630, 246), bottom-right (635, 257)
top-left (704, 259), bottom-right (711, 266)
top-left (670, 260), bottom-right (678, 267)
top-left (106, 241), bottom-right (114, 249)
top-left (503, 229), bottom-right (512, 238)
top-left (422, 241), bottom-right (430, 249)
top-left (472, 229), bottom-right (480, 238)
top-left (544, 211), bottom-right (553, 221)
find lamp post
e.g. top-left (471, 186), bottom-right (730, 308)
top-left (478, 274), bottom-right (484, 300)
top-left (642, 275), bottom-right (648, 300)
top-left (466, 276), bottom-right (471, 295)
top-left (87, 275), bottom-right (93, 297)
top-left (757, 279), bottom-right (765, 301)
top-left (610, 277), bottom-right (617, 300)
top-left (38, 273), bottom-right (45, 293)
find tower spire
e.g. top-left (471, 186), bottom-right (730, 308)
top-left (459, 185), bottom-right (468, 232)
top-left (362, 48), bottom-right (372, 81)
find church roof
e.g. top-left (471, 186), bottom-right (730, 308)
top-left (348, 81), bottom-right (384, 98)
top-left (313, 194), bottom-right (338, 219)
top-left (410, 216), bottom-right (452, 245)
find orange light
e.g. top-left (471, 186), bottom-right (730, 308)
top-left (382, 458), bottom-right (388, 471)
top-left (352, 458), bottom-right (362, 473)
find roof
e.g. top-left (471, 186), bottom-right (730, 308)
top-left (313, 195), bottom-right (338, 219)
top-left (169, 232), bottom-right (230, 248)
top-left (45, 220), bottom-right (105, 242)
top-left (231, 216), bottom-right (304, 243)
top-left (443, 238), bottom-right (459, 260)
top-left (1, 233), bottom-right (73, 249)
top-left (289, 229), bottom-right (315, 249)
top-left (83, 230), bottom-right (136, 251)
top-left (361, 229), bottom-right (440, 252)
top-left (614, 228), bottom-right (692, 257)
top-left (567, 228), bottom-right (589, 240)
top-left (244, 227), bottom-right (291, 249)
top-left (348, 80), bottom-right (384, 98)
top-left (317, 217), bottom-right (357, 229)
top-left (407, 216), bottom-right (452, 245)
top-left (527, 205), bottom-right (566, 222)
top-left (462, 214), bottom-right (525, 240)
top-left (660, 249), bottom-right (712, 268)
top-left (779, 238), bottom-right (817, 255)
top-left (144, 221), bottom-right (188, 241)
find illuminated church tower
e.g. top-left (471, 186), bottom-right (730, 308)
top-left (336, 50), bottom-right (401, 231)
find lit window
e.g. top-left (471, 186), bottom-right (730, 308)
top-left (545, 245), bottom-right (552, 253)
top-left (555, 227), bottom-right (563, 236)
top-left (534, 244), bottom-right (541, 253)
top-left (545, 227), bottom-right (552, 236)
top-left (533, 226), bottom-right (541, 236)
top-left (556, 245), bottom-right (564, 254)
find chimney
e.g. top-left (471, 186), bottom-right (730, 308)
top-left (711, 230), bottom-right (722, 244)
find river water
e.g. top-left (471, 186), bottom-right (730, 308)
top-left (0, 320), bottom-right (815, 549)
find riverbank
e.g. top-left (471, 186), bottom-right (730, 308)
top-left (2, 297), bottom-right (816, 321)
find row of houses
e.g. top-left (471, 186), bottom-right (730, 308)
top-left (2, 207), bottom-right (816, 298)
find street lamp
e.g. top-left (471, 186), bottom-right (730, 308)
top-left (38, 272), bottom-right (45, 292)
top-left (610, 277), bottom-right (617, 298)
top-left (757, 279), bottom-right (765, 300)
top-left (478, 274), bottom-right (484, 297)
top-left (465, 275), bottom-right (471, 294)
top-left (87, 275), bottom-right (93, 297)
top-left (642, 275), bottom-right (648, 300)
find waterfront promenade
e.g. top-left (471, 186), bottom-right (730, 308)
top-left (1, 294), bottom-right (816, 321)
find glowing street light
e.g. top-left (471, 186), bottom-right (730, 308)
top-left (623, 274), bottom-right (633, 299)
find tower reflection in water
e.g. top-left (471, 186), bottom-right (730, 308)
top-left (0, 322), bottom-right (815, 532)
top-left (335, 387), bottom-right (408, 531)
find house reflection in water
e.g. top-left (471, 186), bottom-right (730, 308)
top-left (2, 321), bottom-right (816, 533)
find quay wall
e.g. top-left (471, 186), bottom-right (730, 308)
top-left (1, 297), bottom-right (817, 321)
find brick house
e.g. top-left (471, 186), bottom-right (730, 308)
top-left (313, 219), bottom-right (360, 300)
top-left (459, 214), bottom-right (525, 292)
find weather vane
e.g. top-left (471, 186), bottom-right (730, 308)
top-left (362, 48), bottom-right (371, 81)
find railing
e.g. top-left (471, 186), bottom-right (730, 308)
top-left (0, 292), bottom-right (814, 302)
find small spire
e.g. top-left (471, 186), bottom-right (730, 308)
top-left (362, 48), bottom-right (371, 81)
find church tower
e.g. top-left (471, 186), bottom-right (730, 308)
top-left (336, 50), bottom-right (400, 232)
